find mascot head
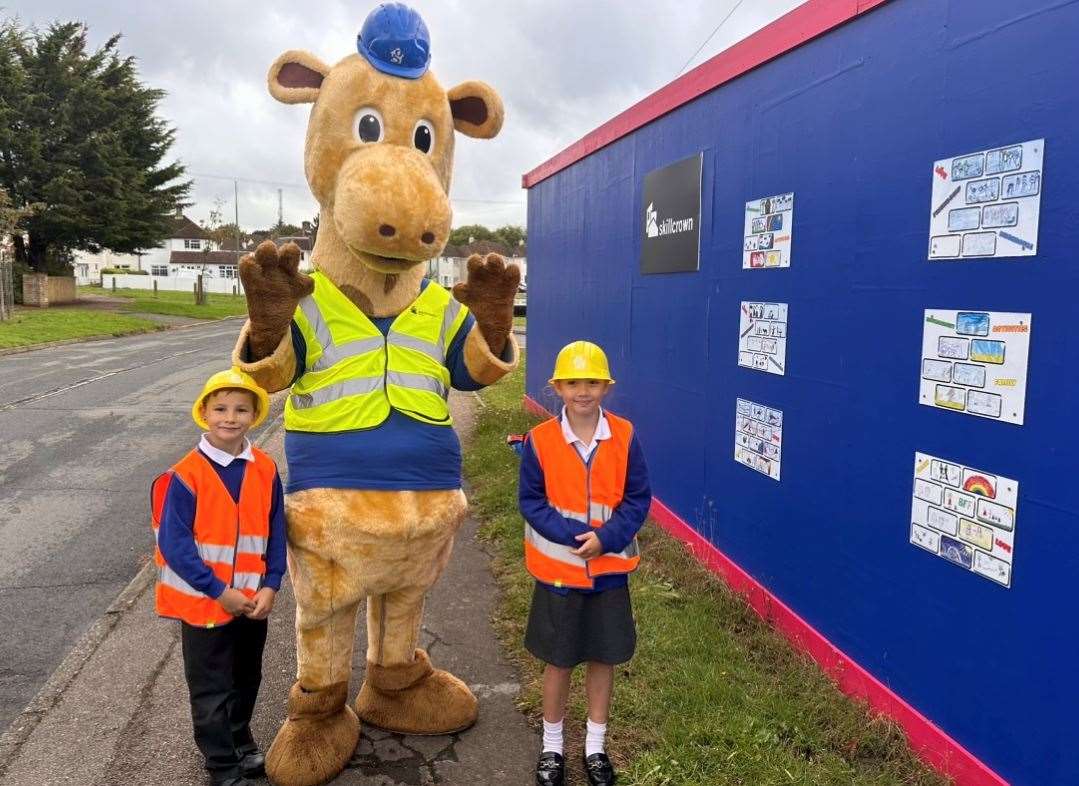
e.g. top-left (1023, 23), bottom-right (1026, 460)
top-left (267, 3), bottom-right (504, 277)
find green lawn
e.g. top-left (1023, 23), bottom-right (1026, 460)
top-left (513, 315), bottom-right (526, 328)
top-left (0, 307), bottom-right (161, 349)
top-left (81, 285), bottom-right (248, 320)
top-left (462, 357), bottom-right (948, 786)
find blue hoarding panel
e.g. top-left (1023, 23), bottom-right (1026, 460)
top-left (525, 1), bottom-right (1079, 782)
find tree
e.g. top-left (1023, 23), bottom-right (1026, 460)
top-left (448, 224), bottom-right (494, 246)
top-left (0, 21), bottom-right (190, 273)
top-left (493, 224), bottom-right (526, 249)
top-left (270, 222), bottom-right (304, 239)
top-left (201, 197), bottom-right (245, 250)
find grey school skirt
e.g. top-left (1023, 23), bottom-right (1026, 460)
top-left (524, 583), bottom-right (636, 668)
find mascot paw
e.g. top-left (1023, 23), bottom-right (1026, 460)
top-left (266, 681), bottom-right (360, 786)
top-left (452, 253), bottom-right (519, 357)
top-left (355, 648), bottom-right (478, 735)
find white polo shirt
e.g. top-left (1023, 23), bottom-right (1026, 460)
top-left (199, 434), bottom-right (254, 467)
top-left (560, 406), bottom-right (611, 462)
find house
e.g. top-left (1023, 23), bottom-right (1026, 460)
top-left (426, 239), bottom-right (527, 289)
top-left (72, 209), bottom-right (218, 283)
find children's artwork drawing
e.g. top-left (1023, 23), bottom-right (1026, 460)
top-left (738, 301), bottom-right (788, 375)
top-left (910, 452), bottom-right (1017, 587)
top-left (743, 192), bottom-right (793, 269)
top-left (734, 398), bottom-right (782, 481)
top-left (919, 309), bottom-right (1031, 425)
top-left (928, 139), bottom-right (1043, 259)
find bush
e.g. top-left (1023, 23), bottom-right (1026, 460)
top-left (102, 267), bottom-right (148, 275)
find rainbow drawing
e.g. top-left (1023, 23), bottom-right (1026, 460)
top-left (963, 475), bottom-right (997, 499)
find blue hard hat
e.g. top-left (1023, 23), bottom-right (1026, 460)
top-left (357, 3), bottom-right (431, 79)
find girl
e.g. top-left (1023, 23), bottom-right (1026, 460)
top-left (518, 341), bottom-right (651, 786)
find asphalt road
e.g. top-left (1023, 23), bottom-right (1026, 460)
top-left (0, 319), bottom-right (280, 732)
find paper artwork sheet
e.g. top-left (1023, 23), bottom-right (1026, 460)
top-left (929, 139), bottom-right (1043, 259)
top-left (738, 301), bottom-right (788, 375)
top-left (735, 399), bottom-right (782, 481)
top-left (920, 310), bottom-right (1031, 425)
top-left (910, 452), bottom-right (1017, 587)
top-left (743, 192), bottom-right (793, 269)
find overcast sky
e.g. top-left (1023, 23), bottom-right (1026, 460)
top-left (5, 0), bottom-right (802, 233)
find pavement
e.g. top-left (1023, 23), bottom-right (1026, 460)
top-left (0, 389), bottom-right (540, 786)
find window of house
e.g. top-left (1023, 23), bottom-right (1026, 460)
top-left (184, 239), bottom-right (201, 250)
top-left (151, 265), bottom-right (168, 276)
top-left (221, 266), bottom-right (237, 278)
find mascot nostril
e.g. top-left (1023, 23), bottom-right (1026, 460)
top-left (234, 5), bottom-right (518, 786)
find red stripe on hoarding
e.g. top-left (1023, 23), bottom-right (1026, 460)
top-left (520, 391), bottom-right (1008, 786)
top-left (522, 0), bottom-right (892, 189)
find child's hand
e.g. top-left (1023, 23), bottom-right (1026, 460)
top-left (245, 588), bottom-right (277, 620)
top-left (218, 587), bottom-right (256, 616)
top-left (571, 531), bottom-right (603, 559)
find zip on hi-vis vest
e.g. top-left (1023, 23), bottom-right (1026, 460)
top-left (286, 272), bottom-right (466, 433)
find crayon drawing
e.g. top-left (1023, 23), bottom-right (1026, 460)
top-left (911, 453), bottom-right (1017, 588)
top-left (920, 310), bottom-right (1031, 425)
top-left (928, 139), bottom-right (1043, 259)
top-left (743, 192), bottom-right (794, 269)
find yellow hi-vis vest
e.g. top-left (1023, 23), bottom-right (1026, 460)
top-left (285, 272), bottom-right (469, 432)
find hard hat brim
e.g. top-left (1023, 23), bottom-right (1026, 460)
top-left (192, 383), bottom-right (270, 431)
top-left (548, 374), bottom-right (615, 385)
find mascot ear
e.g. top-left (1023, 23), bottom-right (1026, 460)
top-left (447, 81), bottom-right (504, 139)
top-left (268, 50), bottom-right (330, 104)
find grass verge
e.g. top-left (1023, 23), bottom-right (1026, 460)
top-left (462, 355), bottom-right (948, 786)
top-left (81, 285), bottom-right (248, 320)
top-left (0, 307), bottom-right (161, 349)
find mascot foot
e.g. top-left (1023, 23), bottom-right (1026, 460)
top-left (355, 648), bottom-right (478, 735)
top-left (266, 681), bottom-right (360, 786)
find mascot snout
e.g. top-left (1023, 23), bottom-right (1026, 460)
top-left (333, 145), bottom-right (452, 271)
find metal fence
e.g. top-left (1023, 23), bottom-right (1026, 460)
top-left (0, 256), bottom-right (13, 321)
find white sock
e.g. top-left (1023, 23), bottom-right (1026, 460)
top-left (542, 718), bottom-right (564, 755)
top-left (585, 718), bottom-right (607, 757)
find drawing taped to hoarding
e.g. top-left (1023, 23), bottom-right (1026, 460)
top-left (738, 301), bottom-right (788, 375)
top-left (743, 192), bottom-right (793, 268)
top-left (919, 310), bottom-right (1031, 425)
top-left (929, 139), bottom-right (1043, 259)
top-left (735, 398), bottom-right (783, 480)
top-left (911, 453), bottom-right (1017, 587)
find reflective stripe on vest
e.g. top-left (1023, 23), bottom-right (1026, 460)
top-left (286, 272), bottom-right (468, 432)
top-left (524, 413), bottom-right (641, 589)
top-left (150, 448), bottom-right (276, 627)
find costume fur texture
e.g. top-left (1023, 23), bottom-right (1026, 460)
top-left (232, 38), bottom-right (519, 786)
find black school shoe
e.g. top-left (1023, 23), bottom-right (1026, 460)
top-left (238, 749), bottom-right (265, 777)
top-left (583, 752), bottom-right (616, 786)
top-left (535, 751), bottom-right (565, 786)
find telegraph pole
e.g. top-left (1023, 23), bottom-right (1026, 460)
top-left (234, 179), bottom-right (241, 263)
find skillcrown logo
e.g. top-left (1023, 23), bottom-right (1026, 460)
top-left (644, 201), bottom-right (694, 239)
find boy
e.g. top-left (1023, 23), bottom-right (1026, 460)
top-left (151, 368), bottom-right (286, 786)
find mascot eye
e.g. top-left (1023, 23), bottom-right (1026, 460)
top-left (413, 120), bottom-right (435, 154)
top-left (354, 107), bottom-right (384, 143)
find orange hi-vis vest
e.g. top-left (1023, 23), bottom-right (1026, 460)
top-left (150, 447), bottom-right (276, 627)
top-left (525, 412), bottom-right (641, 589)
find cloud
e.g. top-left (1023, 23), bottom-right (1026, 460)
top-left (5, 0), bottom-right (802, 231)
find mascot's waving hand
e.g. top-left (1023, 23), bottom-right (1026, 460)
top-left (233, 5), bottom-right (519, 785)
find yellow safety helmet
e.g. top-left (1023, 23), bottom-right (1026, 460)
top-left (549, 340), bottom-right (615, 385)
top-left (191, 368), bottom-right (270, 430)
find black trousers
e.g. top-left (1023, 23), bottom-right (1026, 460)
top-left (181, 616), bottom-right (268, 776)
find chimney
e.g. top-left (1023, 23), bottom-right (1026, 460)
top-left (175, 205), bottom-right (183, 218)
